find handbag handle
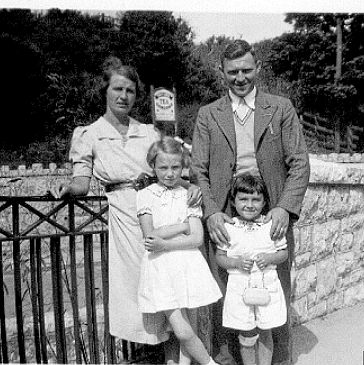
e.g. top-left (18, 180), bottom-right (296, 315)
top-left (247, 271), bottom-right (267, 289)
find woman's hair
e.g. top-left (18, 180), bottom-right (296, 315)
top-left (146, 136), bottom-right (190, 169)
top-left (230, 173), bottom-right (269, 204)
top-left (100, 56), bottom-right (142, 100)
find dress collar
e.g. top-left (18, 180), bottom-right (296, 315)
top-left (232, 215), bottom-right (265, 229)
top-left (95, 116), bottom-right (147, 139)
top-left (229, 86), bottom-right (256, 112)
top-left (146, 182), bottom-right (186, 199)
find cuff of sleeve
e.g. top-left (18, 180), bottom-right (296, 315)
top-left (72, 163), bottom-right (93, 178)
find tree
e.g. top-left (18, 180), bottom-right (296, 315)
top-left (268, 14), bottom-right (364, 129)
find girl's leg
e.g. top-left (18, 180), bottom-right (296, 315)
top-left (257, 329), bottom-right (273, 365)
top-left (179, 345), bottom-right (192, 365)
top-left (165, 308), bottom-right (213, 365)
top-left (238, 330), bottom-right (258, 365)
top-left (178, 308), bottom-right (198, 365)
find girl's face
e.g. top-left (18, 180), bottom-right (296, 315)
top-left (106, 74), bottom-right (136, 117)
top-left (234, 191), bottom-right (265, 221)
top-left (154, 152), bottom-right (183, 189)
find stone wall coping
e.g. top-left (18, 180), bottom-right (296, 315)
top-left (1, 154), bottom-right (364, 184)
top-left (309, 155), bottom-right (364, 184)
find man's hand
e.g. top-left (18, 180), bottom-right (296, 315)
top-left (186, 184), bottom-right (202, 207)
top-left (207, 212), bottom-right (234, 247)
top-left (144, 235), bottom-right (166, 252)
top-left (264, 207), bottom-right (289, 240)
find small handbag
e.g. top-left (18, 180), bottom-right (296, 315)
top-left (242, 273), bottom-right (271, 306)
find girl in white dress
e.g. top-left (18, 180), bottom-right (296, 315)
top-left (216, 174), bottom-right (288, 365)
top-left (136, 136), bottom-right (222, 365)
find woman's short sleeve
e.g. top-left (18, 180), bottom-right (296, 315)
top-left (186, 203), bottom-right (202, 219)
top-left (136, 188), bottom-right (152, 216)
top-left (69, 126), bottom-right (93, 178)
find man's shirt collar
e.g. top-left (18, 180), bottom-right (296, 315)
top-left (229, 86), bottom-right (256, 111)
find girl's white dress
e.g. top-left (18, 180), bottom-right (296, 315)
top-left (220, 217), bottom-right (287, 331)
top-left (136, 183), bottom-right (222, 313)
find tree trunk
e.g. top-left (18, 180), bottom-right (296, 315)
top-left (335, 16), bottom-right (343, 83)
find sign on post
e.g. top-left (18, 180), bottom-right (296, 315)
top-left (151, 86), bottom-right (177, 136)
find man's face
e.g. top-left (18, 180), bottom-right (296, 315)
top-left (220, 52), bottom-right (261, 98)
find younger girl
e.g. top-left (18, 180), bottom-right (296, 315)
top-left (136, 136), bottom-right (222, 365)
top-left (216, 174), bottom-right (288, 365)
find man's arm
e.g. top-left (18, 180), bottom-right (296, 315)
top-left (190, 108), bottom-right (234, 246)
top-left (277, 100), bottom-right (310, 217)
top-left (265, 99), bottom-right (310, 239)
top-left (190, 109), bottom-right (221, 218)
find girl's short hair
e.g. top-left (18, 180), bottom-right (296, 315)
top-left (100, 56), bottom-right (142, 100)
top-left (147, 136), bottom-right (190, 169)
top-left (230, 173), bottom-right (269, 204)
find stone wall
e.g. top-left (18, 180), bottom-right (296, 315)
top-left (1, 154), bottom-right (364, 326)
top-left (291, 153), bottom-right (364, 324)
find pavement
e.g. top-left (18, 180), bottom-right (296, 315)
top-left (291, 301), bottom-right (364, 365)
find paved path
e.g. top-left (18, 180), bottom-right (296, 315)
top-left (292, 301), bottom-right (364, 365)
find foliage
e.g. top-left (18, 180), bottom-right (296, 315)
top-left (265, 13), bottom-right (364, 150)
top-left (0, 9), bottom-right (199, 158)
top-left (1, 9), bottom-right (364, 162)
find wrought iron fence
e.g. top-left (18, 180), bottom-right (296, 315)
top-left (0, 196), bottom-right (165, 364)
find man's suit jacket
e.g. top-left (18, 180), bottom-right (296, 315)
top-left (190, 90), bottom-right (310, 221)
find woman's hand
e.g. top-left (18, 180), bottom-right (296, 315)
top-left (49, 182), bottom-right (72, 199)
top-left (186, 183), bottom-right (202, 207)
top-left (49, 176), bottom-right (91, 199)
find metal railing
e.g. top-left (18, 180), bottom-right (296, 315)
top-left (0, 196), bottom-right (164, 364)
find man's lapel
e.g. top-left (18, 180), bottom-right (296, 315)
top-left (254, 91), bottom-right (275, 151)
top-left (215, 95), bottom-right (236, 155)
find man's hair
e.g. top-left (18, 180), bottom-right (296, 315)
top-left (230, 173), bottom-right (269, 204)
top-left (220, 40), bottom-right (256, 66)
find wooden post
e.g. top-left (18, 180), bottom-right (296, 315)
top-left (334, 119), bottom-right (341, 153)
top-left (335, 16), bottom-right (343, 84)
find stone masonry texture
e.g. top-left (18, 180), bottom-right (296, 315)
top-left (1, 153), bottom-right (364, 359)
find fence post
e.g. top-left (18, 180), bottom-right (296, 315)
top-left (334, 119), bottom-right (341, 153)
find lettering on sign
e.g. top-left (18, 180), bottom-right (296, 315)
top-left (154, 88), bottom-right (175, 122)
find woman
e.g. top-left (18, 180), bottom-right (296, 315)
top-left (53, 56), bottom-right (200, 345)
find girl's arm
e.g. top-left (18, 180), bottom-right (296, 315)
top-left (138, 214), bottom-right (189, 239)
top-left (254, 249), bottom-right (288, 270)
top-left (215, 248), bottom-right (254, 272)
top-left (140, 216), bottom-right (203, 252)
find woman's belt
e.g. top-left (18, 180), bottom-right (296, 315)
top-left (104, 175), bottom-right (158, 193)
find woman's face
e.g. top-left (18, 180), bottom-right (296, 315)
top-left (106, 74), bottom-right (137, 117)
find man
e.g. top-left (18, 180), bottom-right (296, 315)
top-left (190, 40), bottom-right (310, 365)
